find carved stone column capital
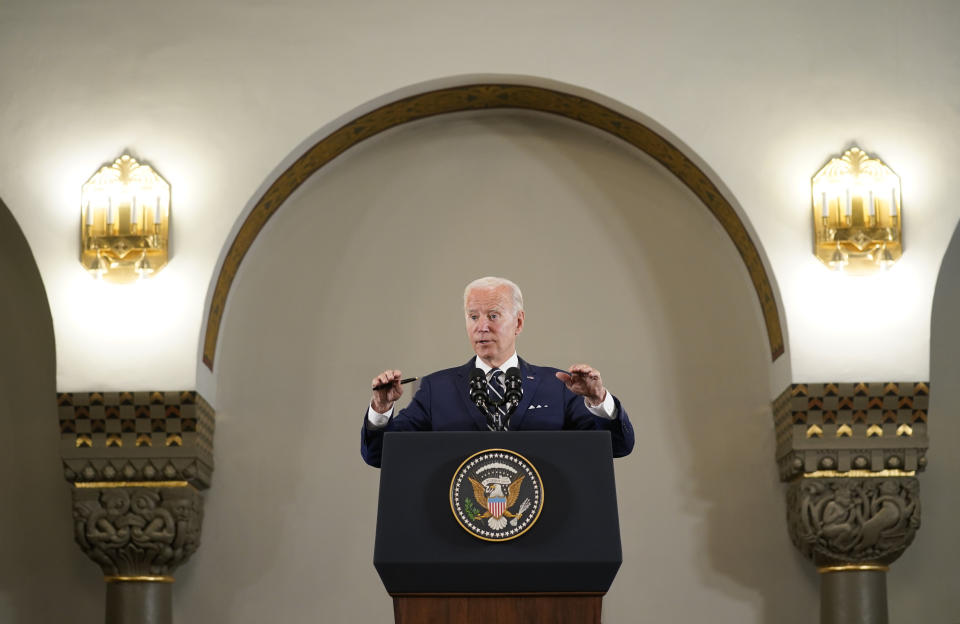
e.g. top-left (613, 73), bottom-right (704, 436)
top-left (774, 382), bottom-right (928, 568)
top-left (72, 484), bottom-right (204, 579)
top-left (773, 382), bottom-right (930, 624)
top-left (786, 477), bottom-right (920, 568)
top-left (59, 390), bottom-right (215, 624)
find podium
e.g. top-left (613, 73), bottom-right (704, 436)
top-left (374, 431), bottom-right (622, 623)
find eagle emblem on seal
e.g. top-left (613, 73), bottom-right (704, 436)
top-left (450, 449), bottom-right (543, 541)
top-left (469, 474), bottom-right (525, 530)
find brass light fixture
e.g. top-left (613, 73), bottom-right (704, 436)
top-left (812, 147), bottom-right (902, 274)
top-left (80, 154), bottom-right (170, 283)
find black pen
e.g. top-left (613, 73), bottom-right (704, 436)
top-left (372, 376), bottom-right (419, 391)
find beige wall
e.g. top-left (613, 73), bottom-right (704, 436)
top-left (185, 112), bottom-right (814, 622)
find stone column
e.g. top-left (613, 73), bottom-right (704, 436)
top-left (59, 391), bottom-right (214, 624)
top-left (787, 477), bottom-right (919, 624)
top-left (773, 382), bottom-right (928, 624)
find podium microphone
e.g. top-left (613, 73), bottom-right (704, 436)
top-left (469, 367), bottom-right (524, 418)
top-left (503, 367), bottom-right (522, 415)
top-left (468, 368), bottom-right (487, 410)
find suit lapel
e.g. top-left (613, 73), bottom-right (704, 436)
top-left (508, 358), bottom-right (540, 430)
top-left (456, 357), bottom-right (489, 430)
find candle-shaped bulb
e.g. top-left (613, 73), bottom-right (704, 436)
top-left (107, 196), bottom-right (114, 225)
top-left (867, 189), bottom-right (875, 217)
top-left (84, 199), bottom-right (93, 226)
top-left (154, 196), bottom-right (163, 225)
top-left (890, 187), bottom-right (898, 217)
top-left (131, 195), bottom-right (138, 225)
top-left (821, 191), bottom-right (829, 218)
top-left (844, 188), bottom-right (852, 221)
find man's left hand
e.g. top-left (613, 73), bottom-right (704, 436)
top-left (556, 364), bottom-right (607, 406)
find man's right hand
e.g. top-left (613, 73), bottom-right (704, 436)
top-left (371, 369), bottom-right (404, 413)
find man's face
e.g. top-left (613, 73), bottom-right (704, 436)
top-left (464, 285), bottom-right (524, 368)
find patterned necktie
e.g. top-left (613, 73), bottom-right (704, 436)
top-left (486, 369), bottom-right (508, 431)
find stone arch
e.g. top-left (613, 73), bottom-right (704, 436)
top-left (0, 196), bottom-right (94, 620)
top-left (200, 81), bottom-right (785, 374)
top-left (190, 96), bottom-right (807, 623)
top-left (911, 219), bottom-right (960, 620)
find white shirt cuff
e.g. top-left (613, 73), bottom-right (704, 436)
top-left (584, 390), bottom-right (616, 420)
top-left (367, 403), bottom-right (394, 429)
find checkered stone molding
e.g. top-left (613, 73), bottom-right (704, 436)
top-left (772, 382), bottom-right (929, 482)
top-left (59, 391), bottom-right (214, 489)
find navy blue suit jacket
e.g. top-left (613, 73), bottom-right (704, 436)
top-left (360, 357), bottom-right (635, 467)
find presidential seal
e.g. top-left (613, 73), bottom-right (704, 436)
top-left (450, 448), bottom-right (543, 542)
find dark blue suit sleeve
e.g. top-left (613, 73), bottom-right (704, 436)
top-left (559, 382), bottom-right (635, 458)
top-left (360, 376), bottom-right (434, 468)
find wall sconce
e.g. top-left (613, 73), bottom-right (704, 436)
top-left (80, 154), bottom-right (170, 283)
top-left (812, 147), bottom-right (902, 274)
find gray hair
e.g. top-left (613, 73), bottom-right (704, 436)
top-left (463, 276), bottom-right (524, 317)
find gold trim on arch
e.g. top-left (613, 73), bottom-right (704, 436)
top-left (202, 84), bottom-right (784, 369)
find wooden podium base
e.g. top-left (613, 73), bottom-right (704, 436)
top-left (392, 593), bottom-right (604, 624)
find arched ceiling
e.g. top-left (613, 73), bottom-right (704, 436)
top-left (201, 84), bottom-right (785, 372)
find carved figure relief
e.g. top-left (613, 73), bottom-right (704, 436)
top-left (73, 486), bottom-right (203, 576)
top-left (787, 478), bottom-right (919, 566)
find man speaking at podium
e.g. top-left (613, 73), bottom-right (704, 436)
top-left (360, 276), bottom-right (635, 467)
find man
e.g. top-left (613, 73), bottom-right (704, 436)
top-left (360, 276), bottom-right (634, 467)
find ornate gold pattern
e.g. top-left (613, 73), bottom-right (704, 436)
top-left (817, 564), bottom-right (889, 574)
top-left (201, 84), bottom-right (784, 369)
top-left (801, 470), bottom-right (915, 479)
top-left (75, 481), bottom-right (190, 489)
